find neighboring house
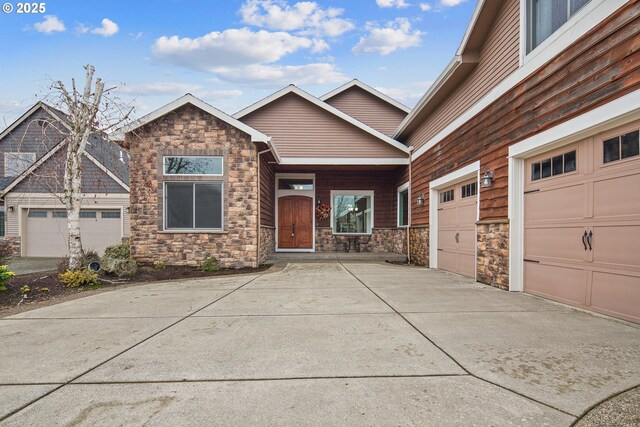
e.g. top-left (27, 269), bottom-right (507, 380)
top-left (0, 102), bottom-right (131, 257)
top-left (394, 0), bottom-right (639, 323)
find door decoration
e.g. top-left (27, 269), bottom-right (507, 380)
top-left (315, 203), bottom-right (331, 221)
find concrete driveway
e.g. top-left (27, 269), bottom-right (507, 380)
top-left (1, 263), bottom-right (638, 426)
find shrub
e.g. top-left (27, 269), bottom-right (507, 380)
top-left (200, 257), bottom-right (220, 272)
top-left (20, 285), bottom-right (30, 295)
top-left (103, 242), bottom-right (130, 260)
top-left (0, 265), bottom-right (15, 291)
top-left (102, 258), bottom-right (138, 277)
top-left (59, 269), bottom-right (99, 288)
top-left (153, 261), bottom-right (166, 270)
top-left (0, 240), bottom-right (13, 264)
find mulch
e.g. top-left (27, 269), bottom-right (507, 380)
top-left (0, 263), bottom-right (271, 316)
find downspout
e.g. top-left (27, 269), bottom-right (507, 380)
top-left (407, 147), bottom-right (414, 264)
top-left (256, 143), bottom-right (274, 267)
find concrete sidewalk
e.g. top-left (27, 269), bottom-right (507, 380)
top-left (0, 263), bottom-right (638, 425)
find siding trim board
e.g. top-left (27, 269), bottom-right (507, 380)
top-left (279, 157), bottom-right (409, 165)
top-left (320, 79), bottom-right (411, 113)
top-left (508, 90), bottom-right (640, 292)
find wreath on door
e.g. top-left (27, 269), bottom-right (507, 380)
top-left (315, 203), bottom-right (331, 221)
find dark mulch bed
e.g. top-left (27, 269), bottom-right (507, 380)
top-left (0, 263), bottom-right (271, 313)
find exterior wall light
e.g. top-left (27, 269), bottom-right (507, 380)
top-left (7, 206), bottom-right (14, 213)
top-left (481, 170), bottom-right (494, 188)
top-left (124, 206), bottom-right (130, 214)
top-left (416, 194), bottom-right (424, 207)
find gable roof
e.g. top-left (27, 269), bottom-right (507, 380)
top-left (122, 93), bottom-right (271, 145)
top-left (0, 101), bottom-right (71, 142)
top-left (320, 79), bottom-right (411, 113)
top-left (234, 85), bottom-right (410, 155)
top-left (394, 0), bottom-right (504, 139)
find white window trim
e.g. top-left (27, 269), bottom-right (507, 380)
top-left (397, 182), bottom-right (410, 228)
top-left (274, 173), bottom-right (316, 252)
top-left (507, 90), bottom-right (640, 293)
top-left (162, 155), bottom-right (224, 177)
top-left (429, 161), bottom-right (480, 273)
top-left (163, 181), bottom-right (224, 232)
top-left (330, 190), bottom-right (375, 235)
top-left (4, 152), bottom-right (36, 176)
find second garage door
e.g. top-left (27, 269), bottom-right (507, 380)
top-left (23, 209), bottom-right (123, 257)
top-left (524, 121), bottom-right (640, 323)
top-left (437, 178), bottom-right (478, 278)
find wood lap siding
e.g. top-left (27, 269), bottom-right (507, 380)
top-left (408, 1), bottom-right (640, 225)
top-left (241, 93), bottom-right (407, 159)
top-left (406, 0), bottom-right (520, 150)
top-left (324, 86), bottom-right (408, 136)
top-left (260, 154), bottom-right (275, 227)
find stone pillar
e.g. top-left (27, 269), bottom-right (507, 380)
top-left (409, 226), bottom-right (429, 266)
top-left (476, 219), bottom-right (509, 290)
top-left (259, 226), bottom-right (275, 264)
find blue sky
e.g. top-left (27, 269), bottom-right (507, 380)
top-left (0, 0), bottom-right (476, 128)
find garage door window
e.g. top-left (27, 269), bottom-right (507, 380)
top-left (165, 182), bottom-right (223, 230)
top-left (603, 130), bottom-right (639, 164)
top-left (101, 211), bottom-right (121, 219)
top-left (440, 189), bottom-right (454, 203)
top-left (52, 210), bottom-right (67, 218)
top-left (27, 210), bottom-right (47, 218)
top-left (461, 182), bottom-right (477, 198)
top-left (531, 150), bottom-right (576, 181)
top-left (80, 211), bottom-right (97, 219)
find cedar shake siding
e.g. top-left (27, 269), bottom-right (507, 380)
top-left (405, 0), bottom-right (520, 150)
top-left (324, 86), bottom-right (408, 137)
top-left (127, 104), bottom-right (259, 268)
top-left (241, 93), bottom-right (407, 159)
top-left (406, 1), bottom-right (640, 225)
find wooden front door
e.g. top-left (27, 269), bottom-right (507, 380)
top-left (278, 196), bottom-right (313, 249)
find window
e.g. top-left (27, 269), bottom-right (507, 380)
top-left (165, 182), bottom-right (223, 230)
top-left (603, 130), bottom-right (639, 164)
top-left (0, 207), bottom-right (4, 237)
top-left (163, 156), bottom-right (223, 176)
top-left (52, 210), bottom-right (67, 218)
top-left (332, 192), bottom-right (373, 234)
top-left (397, 185), bottom-right (409, 227)
top-left (528, 0), bottom-right (592, 52)
top-left (80, 211), bottom-right (97, 219)
top-left (101, 211), bottom-right (121, 219)
top-left (440, 189), bottom-right (454, 203)
top-left (461, 182), bottom-right (477, 198)
top-left (531, 150), bottom-right (576, 181)
top-left (4, 152), bottom-right (35, 176)
top-left (27, 210), bottom-right (47, 218)
top-left (278, 179), bottom-right (314, 190)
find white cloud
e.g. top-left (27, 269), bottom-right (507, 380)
top-left (33, 15), bottom-right (66, 34)
top-left (419, 3), bottom-right (433, 11)
top-left (240, 0), bottom-right (354, 37)
top-left (211, 63), bottom-right (348, 86)
top-left (152, 28), bottom-right (316, 71)
top-left (207, 89), bottom-right (244, 99)
top-left (352, 18), bottom-right (424, 55)
top-left (441, 0), bottom-right (466, 6)
top-left (375, 81), bottom-right (432, 107)
top-left (91, 18), bottom-right (119, 37)
top-left (75, 24), bottom-right (89, 35)
top-left (119, 82), bottom-right (203, 96)
top-left (376, 0), bottom-right (410, 8)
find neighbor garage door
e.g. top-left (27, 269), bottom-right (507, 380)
top-left (23, 209), bottom-right (123, 257)
top-left (437, 178), bottom-right (477, 278)
top-left (524, 121), bottom-right (640, 323)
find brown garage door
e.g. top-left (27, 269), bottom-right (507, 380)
top-left (524, 121), bottom-right (640, 323)
top-left (23, 209), bottom-right (123, 257)
top-left (437, 178), bottom-right (477, 278)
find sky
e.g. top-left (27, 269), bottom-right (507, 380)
top-left (0, 0), bottom-right (476, 129)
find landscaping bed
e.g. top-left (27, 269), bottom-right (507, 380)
top-left (0, 263), bottom-right (271, 316)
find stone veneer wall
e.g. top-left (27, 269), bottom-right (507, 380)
top-left (259, 226), bottom-right (275, 264)
top-left (315, 227), bottom-right (406, 254)
top-left (2, 236), bottom-right (21, 257)
top-left (127, 104), bottom-right (258, 268)
top-left (408, 226), bottom-right (428, 266)
top-left (476, 219), bottom-right (509, 290)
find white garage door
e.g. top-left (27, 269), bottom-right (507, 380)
top-left (524, 121), bottom-right (640, 323)
top-left (23, 209), bottom-right (123, 257)
top-left (437, 178), bottom-right (477, 278)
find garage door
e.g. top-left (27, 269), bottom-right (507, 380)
top-left (437, 178), bottom-right (477, 278)
top-left (23, 209), bottom-right (123, 257)
top-left (524, 122), bottom-right (640, 323)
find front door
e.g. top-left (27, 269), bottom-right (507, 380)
top-left (278, 196), bottom-right (313, 249)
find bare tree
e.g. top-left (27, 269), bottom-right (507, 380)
top-left (51, 65), bottom-right (132, 269)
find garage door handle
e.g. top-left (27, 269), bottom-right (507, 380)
top-left (455, 233), bottom-right (459, 243)
top-left (582, 231), bottom-right (588, 251)
top-left (587, 231), bottom-right (593, 251)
